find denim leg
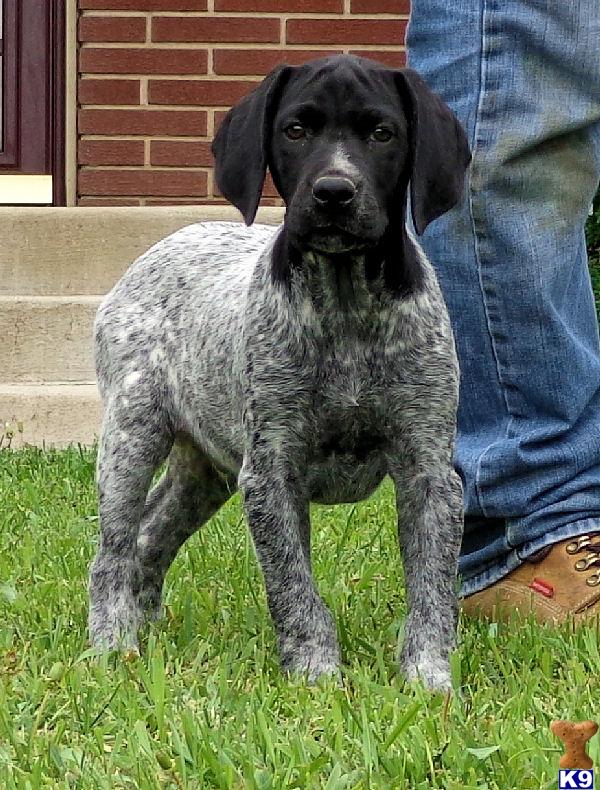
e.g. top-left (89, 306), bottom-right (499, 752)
top-left (406, 0), bottom-right (600, 593)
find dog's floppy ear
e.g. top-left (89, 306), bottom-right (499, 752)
top-left (211, 64), bottom-right (292, 225)
top-left (395, 68), bottom-right (471, 235)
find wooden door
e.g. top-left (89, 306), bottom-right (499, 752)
top-left (0, 0), bottom-right (65, 204)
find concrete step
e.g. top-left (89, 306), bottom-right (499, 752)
top-left (0, 384), bottom-right (101, 449)
top-left (0, 296), bottom-right (101, 382)
top-left (0, 205), bottom-right (284, 296)
top-left (1, 204), bottom-right (285, 447)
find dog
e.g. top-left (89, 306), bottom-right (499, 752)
top-left (89, 54), bottom-right (470, 690)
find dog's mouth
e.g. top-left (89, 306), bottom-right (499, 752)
top-left (302, 225), bottom-right (372, 254)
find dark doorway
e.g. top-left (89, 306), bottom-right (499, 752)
top-left (0, 0), bottom-right (65, 204)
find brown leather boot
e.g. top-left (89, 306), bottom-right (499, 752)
top-left (461, 534), bottom-right (600, 623)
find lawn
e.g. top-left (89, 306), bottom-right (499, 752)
top-left (2, 207), bottom-right (600, 789)
top-left (2, 447), bottom-right (600, 789)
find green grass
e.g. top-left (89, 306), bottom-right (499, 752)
top-left (3, 209), bottom-right (600, 788)
top-left (587, 192), bottom-right (600, 301)
top-left (589, 254), bottom-right (600, 315)
top-left (2, 447), bottom-right (600, 789)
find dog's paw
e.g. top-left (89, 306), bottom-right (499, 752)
top-left (88, 600), bottom-right (142, 653)
top-left (137, 589), bottom-right (164, 623)
top-left (89, 628), bottom-right (140, 654)
top-left (281, 638), bottom-right (341, 684)
top-left (402, 653), bottom-right (452, 693)
top-left (285, 657), bottom-right (342, 685)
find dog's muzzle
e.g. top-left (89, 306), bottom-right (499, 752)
top-left (312, 176), bottom-right (357, 210)
top-left (305, 176), bottom-right (366, 252)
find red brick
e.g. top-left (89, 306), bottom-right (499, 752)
top-left (79, 78), bottom-right (140, 105)
top-left (79, 108), bottom-right (208, 136)
top-left (78, 197), bottom-right (141, 206)
top-left (215, 0), bottom-right (341, 10)
top-left (145, 198), bottom-right (211, 205)
top-left (189, 198), bottom-right (230, 206)
top-left (80, 1), bottom-right (206, 9)
top-left (214, 110), bottom-right (228, 131)
top-left (211, 178), bottom-right (280, 200)
top-left (80, 48), bottom-right (208, 75)
top-left (350, 0), bottom-right (410, 12)
top-left (150, 140), bottom-right (213, 166)
top-left (79, 139), bottom-right (145, 166)
top-left (148, 79), bottom-right (258, 106)
top-left (79, 16), bottom-right (147, 43)
top-left (78, 168), bottom-right (208, 197)
top-left (214, 179), bottom-right (281, 202)
top-left (152, 16), bottom-right (280, 44)
top-left (199, 190), bottom-right (280, 207)
top-left (263, 173), bottom-right (279, 198)
top-left (350, 50), bottom-right (407, 68)
top-left (213, 48), bottom-right (340, 76)
top-left (286, 18), bottom-right (407, 46)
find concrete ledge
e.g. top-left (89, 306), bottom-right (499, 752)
top-left (1, 205), bottom-right (286, 447)
top-left (0, 296), bottom-right (100, 382)
top-left (0, 384), bottom-right (101, 449)
top-left (0, 205), bottom-right (285, 296)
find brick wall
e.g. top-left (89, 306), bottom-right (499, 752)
top-left (77, 0), bottom-right (410, 206)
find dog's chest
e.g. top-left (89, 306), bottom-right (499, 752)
top-left (317, 346), bottom-right (383, 422)
top-left (306, 343), bottom-right (391, 503)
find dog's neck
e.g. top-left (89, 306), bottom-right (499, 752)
top-left (301, 248), bottom-right (385, 318)
top-left (270, 220), bottom-right (424, 312)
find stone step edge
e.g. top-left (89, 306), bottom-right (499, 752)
top-left (0, 295), bottom-right (104, 303)
top-left (0, 383), bottom-right (101, 449)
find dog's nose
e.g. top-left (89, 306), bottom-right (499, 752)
top-left (312, 176), bottom-right (356, 207)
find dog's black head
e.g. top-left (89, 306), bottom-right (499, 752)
top-left (212, 55), bottom-right (470, 290)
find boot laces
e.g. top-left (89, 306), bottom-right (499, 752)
top-left (566, 535), bottom-right (600, 586)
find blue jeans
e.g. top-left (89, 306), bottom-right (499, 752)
top-left (406, 0), bottom-right (600, 595)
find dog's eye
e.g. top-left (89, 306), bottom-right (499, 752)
top-left (284, 123), bottom-right (307, 141)
top-left (370, 127), bottom-right (393, 142)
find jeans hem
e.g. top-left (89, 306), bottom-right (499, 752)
top-left (459, 516), bottom-right (600, 597)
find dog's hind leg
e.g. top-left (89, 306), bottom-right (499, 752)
top-left (89, 394), bottom-right (173, 650)
top-left (136, 436), bottom-right (235, 619)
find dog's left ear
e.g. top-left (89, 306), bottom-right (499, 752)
top-left (394, 68), bottom-right (471, 235)
top-left (211, 64), bottom-right (292, 225)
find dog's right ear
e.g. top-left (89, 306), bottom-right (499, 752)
top-left (211, 64), bottom-right (292, 226)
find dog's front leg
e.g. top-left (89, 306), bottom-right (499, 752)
top-left (239, 449), bottom-right (340, 682)
top-left (387, 447), bottom-right (463, 693)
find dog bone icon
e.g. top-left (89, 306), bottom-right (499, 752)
top-left (551, 719), bottom-right (598, 769)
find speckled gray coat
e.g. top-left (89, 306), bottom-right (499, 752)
top-left (89, 55), bottom-right (470, 690)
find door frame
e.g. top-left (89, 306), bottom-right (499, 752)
top-left (0, 0), bottom-right (66, 204)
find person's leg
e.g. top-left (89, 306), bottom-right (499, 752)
top-left (406, 0), bottom-right (600, 596)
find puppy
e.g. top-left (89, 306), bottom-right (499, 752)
top-left (89, 55), bottom-right (470, 690)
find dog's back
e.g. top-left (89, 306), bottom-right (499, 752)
top-left (94, 221), bottom-right (277, 394)
top-left (93, 221), bottom-right (279, 471)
